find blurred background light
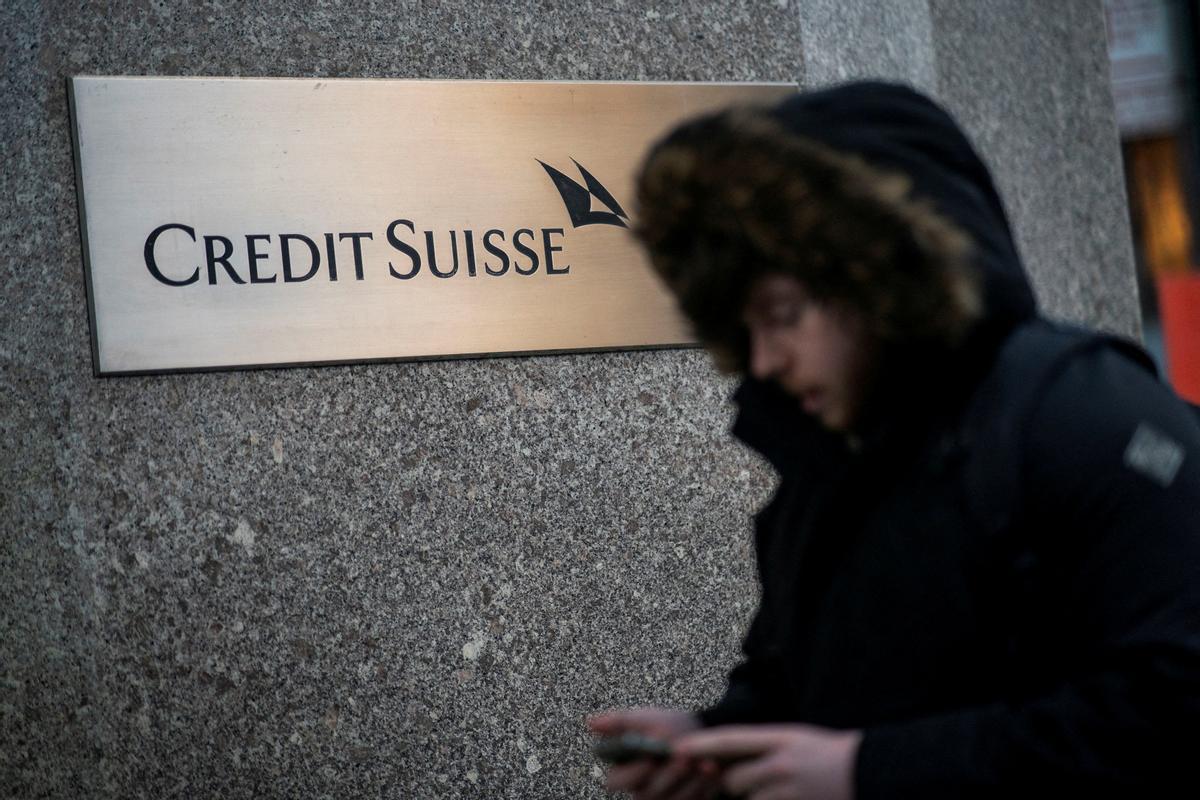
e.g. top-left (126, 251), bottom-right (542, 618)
top-left (1105, 0), bottom-right (1200, 401)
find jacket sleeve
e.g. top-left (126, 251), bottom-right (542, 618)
top-left (696, 599), bottom-right (788, 727)
top-left (698, 482), bottom-right (797, 728)
top-left (854, 348), bottom-right (1200, 797)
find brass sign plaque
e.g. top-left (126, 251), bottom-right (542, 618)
top-left (69, 77), bottom-right (795, 374)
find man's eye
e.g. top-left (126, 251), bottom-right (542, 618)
top-left (767, 304), bottom-right (802, 325)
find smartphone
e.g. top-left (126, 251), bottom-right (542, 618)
top-left (592, 732), bottom-right (673, 764)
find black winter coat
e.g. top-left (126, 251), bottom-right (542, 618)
top-left (701, 322), bottom-right (1200, 797)
top-left (695, 84), bottom-right (1200, 797)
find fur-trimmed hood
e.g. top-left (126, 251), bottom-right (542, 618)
top-left (727, 81), bottom-right (1039, 469)
top-left (634, 81), bottom-right (1039, 469)
top-left (767, 81), bottom-right (1036, 332)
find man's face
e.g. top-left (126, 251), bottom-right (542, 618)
top-left (740, 274), bottom-right (874, 433)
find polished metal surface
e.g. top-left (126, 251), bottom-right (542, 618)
top-left (69, 77), bottom-right (795, 374)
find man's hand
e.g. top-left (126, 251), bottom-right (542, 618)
top-left (587, 707), bottom-right (719, 799)
top-left (673, 724), bottom-right (861, 800)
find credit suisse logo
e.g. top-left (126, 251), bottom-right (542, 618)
top-left (141, 158), bottom-right (630, 287)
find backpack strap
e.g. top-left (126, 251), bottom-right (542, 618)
top-left (955, 320), bottom-right (1167, 684)
top-left (958, 319), bottom-right (1158, 538)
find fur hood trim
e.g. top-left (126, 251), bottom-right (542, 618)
top-left (636, 107), bottom-right (985, 372)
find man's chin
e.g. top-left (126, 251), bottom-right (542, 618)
top-left (820, 418), bottom-right (847, 433)
top-left (816, 407), bottom-right (850, 432)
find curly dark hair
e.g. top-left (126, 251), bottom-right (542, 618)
top-left (634, 107), bottom-right (983, 373)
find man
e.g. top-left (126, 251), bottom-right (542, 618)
top-left (589, 82), bottom-right (1200, 799)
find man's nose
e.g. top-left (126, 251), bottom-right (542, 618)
top-left (748, 331), bottom-right (780, 380)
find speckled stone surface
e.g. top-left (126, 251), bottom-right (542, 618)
top-left (927, 0), bottom-right (1140, 338)
top-left (795, 0), bottom-right (938, 91)
top-left (1, 1), bottom-right (1136, 798)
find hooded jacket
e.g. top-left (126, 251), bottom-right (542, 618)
top-left (694, 83), bottom-right (1200, 797)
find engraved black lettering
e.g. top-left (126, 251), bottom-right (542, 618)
top-left (281, 234), bottom-right (320, 282)
top-left (463, 229), bottom-right (478, 277)
top-left (386, 219), bottom-right (421, 280)
top-left (144, 223), bottom-right (200, 286)
top-left (483, 229), bottom-right (509, 276)
top-left (427, 230), bottom-right (458, 278)
top-left (324, 233), bottom-right (339, 281)
top-left (204, 235), bottom-right (245, 285)
top-left (338, 232), bottom-right (373, 281)
top-left (246, 234), bottom-right (275, 284)
top-left (543, 228), bottom-right (568, 275)
top-left (513, 228), bottom-right (539, 275)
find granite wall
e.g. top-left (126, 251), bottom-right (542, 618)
top-left (1, 1), bottom-right (1132, 798)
